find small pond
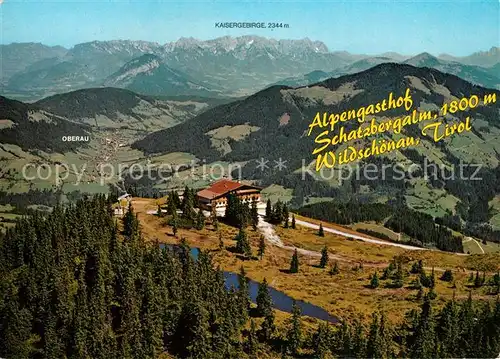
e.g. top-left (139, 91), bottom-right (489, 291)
top-left (160, 244), bottom-right (337, 323)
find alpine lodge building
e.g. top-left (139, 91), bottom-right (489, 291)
top-left (196, 179), bottom-right (262, 211)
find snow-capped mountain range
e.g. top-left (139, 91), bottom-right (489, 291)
top-left (1, 36), bottom-right (498, 100)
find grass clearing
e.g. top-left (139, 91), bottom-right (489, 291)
top-left (132, 197), bottom-right (500, 325)
top-left (261, 185), bottom-right (294, 204)
top-left (350, 222), bottom-right (400, 241)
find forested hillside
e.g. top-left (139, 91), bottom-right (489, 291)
top-left (0, 196), bottom-right (250, 358)
top-left (0, 96), bottom-right (90, 153)
top-left (297, 200), bottom-right (464, 252)
top-left (1, 196), bottom-right (499, 358)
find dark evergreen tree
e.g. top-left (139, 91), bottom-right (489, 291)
top-left (225, 193), bottom-right (251, 228)
top-left (318, 223), bottom-right (325, 237)
top-left (370, 272), bottom-right (380, 289)
top-left (265, 199), bottom-right (272, 221)
top-left (291, 214), bottom-right (296, 229)
top-left (172, 211), bottom-right (178, 236)
top-left (274, 200), bottom-right (283, 224)
top-left (218, 232), bottom-right (224, 251)
top-left (313, 322), bottom-right (331, 359)
top-left (474, 270), bottom-right (482, 287)
top-left (245, 319), bottom-right (258, 355)
top-left (289, 249), bottom-right (299, 274)
top-left (319, 245), bottom-right (328, 269)
top-left (237, 266), bottom-right (250, 321)
top-left (440, 269), bottom-right (454, 282)
top-left (367, 313), bottom-right (383, 359)
top-left (410, 260), bottom-right (424, 274)
top-left (329, 261), bottom-right (340, 275)
top-left (392, 263), bottom-right (404, 288)
top-left (123, 203), bottom-right (139, 238)
top-left (352, 318), bottom-right (367, 358)
top-left (258, 235), bottom-right (266, 260)
top-left (181, 186), bottom-right (196, 220)
top-left (429, 267), bottom-right (436, 289)
top-left (436, 298), bottom-right (459, 358)
top-left (167, 190), bottom-right (177, 216)
top-left (235, 227), bottom-right (251, 257)
top-left (251, 198), bottom-right (259, 231)
top-left (408, 295), bottom-right (437, 359)
top-left (259, 310), bottom-right (275, 342)
top-left (211, 205), bottom-right (219, 231)
top-left (286, 301), bottom-right (302, 356)
top-left (195, 210), bottom-right (205, 230)
top-left (256, 279), bottom-right (273, 317)
top-left (283, 204), bottom-right (289, 228)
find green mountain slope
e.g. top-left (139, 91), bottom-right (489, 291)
top-left (103, 54), bottom-right (220, 97)
top-left (35, 87), bottom-right (207, 130)
top-left (0, 96), bottom-right (90, 153)
top-left (132, 63), bottom-right (500, 239)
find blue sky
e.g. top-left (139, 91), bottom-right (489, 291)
top-left (1, 0), bottom-right (498, 56)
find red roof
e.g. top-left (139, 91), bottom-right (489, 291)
top-left (197, 179), bottom-right (244, 199)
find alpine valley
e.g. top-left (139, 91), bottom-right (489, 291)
top-left (2, 33), bottom-right (500, 359)
top-left (1, 36), bottom-right (500, 246)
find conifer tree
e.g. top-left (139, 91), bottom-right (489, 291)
top-left (265, 199), bottom-right (272, 221)
top-left (274, 200), bottom-right (283, 224)
top-left (411, 260), bottom-right (424, 274)
top-left (251, 198), bottom-right (259, 231)
top-left (429, 267), bottom-right (436, 289)
top-left (329, 261), bottom-right (340, 275)
top-left (181, 186), bottom-right (195, 220)
top-left (428, 287), bottom-right (438, 300)
top-left (256, 279), bottom-right (273, 317)
top-left (258, 235), bottom-right (266, 260)
top-left (352, 318), bottom-right (367, 358)
top-left (172, 211), bottom-right (178, 237)
top-left (440, 269), bottom-right (454, 282)
top-left (367, 313), bottom-right (382, 358)
top-left (235, 227), bottom-right (251, 257)
top-left (392, 263), bottom-right (404, 288)
top-left (318, 223), bottom-right (325, 237)
top-left (336, 320), bottom-right (352, 357)
top-left (211, 206), bottom-right (219, 231)
top-left (218, 232), bottom-right (224, 251)
top-left (260, 310), bottom-right (275, 342)
top-left (319, 245), bottom-right (328, 268)
top-left (286, 301), bottom-right (302, 356)
top-left (437, 298), bottom-right (459, 358)
top-left (142, 271), bottom-right (163, 358)
top-left (283, 204), bottom-right (289, 228)
top-left (416, 287), bottom-right (424, 301)
top-left (493, 271), bottom-right (500, 294)
top-left (409, 295), bottom-right (437, 359)
top-left (245, 319), bottom-right (258, 355)
top-left (123, 203), bottom-right (139, 238)
top-left (289, 249), bottom-right (299, 273)
top-left (468, 271), bottom-right (474, 282)
top-left (291, 214), bottom-right (296, 229)
top-left (167, 191), bottom-right (177, 216)
top-left (378, 312), bottom-right (392, 358)
top-left (370, 272), bottom-right (380, 289)
top-left (474, 270), bottom-right (482, 287)
top-left (195, 210), bottom-right (205, 230)
top-left (237, 266), bottom-right (250, 315)
top-left (313, 322), bottom-right (331, 359)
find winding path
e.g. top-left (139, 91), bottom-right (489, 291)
top-left (463, 237), bottom-right (485, 254)
top-left (292, 218), bottom-right (429, 251)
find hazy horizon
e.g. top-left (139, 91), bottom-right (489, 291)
top-left (1, 0), bottom-right (499, 57)
top-left (1, 35), bottom-right (498, 59)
